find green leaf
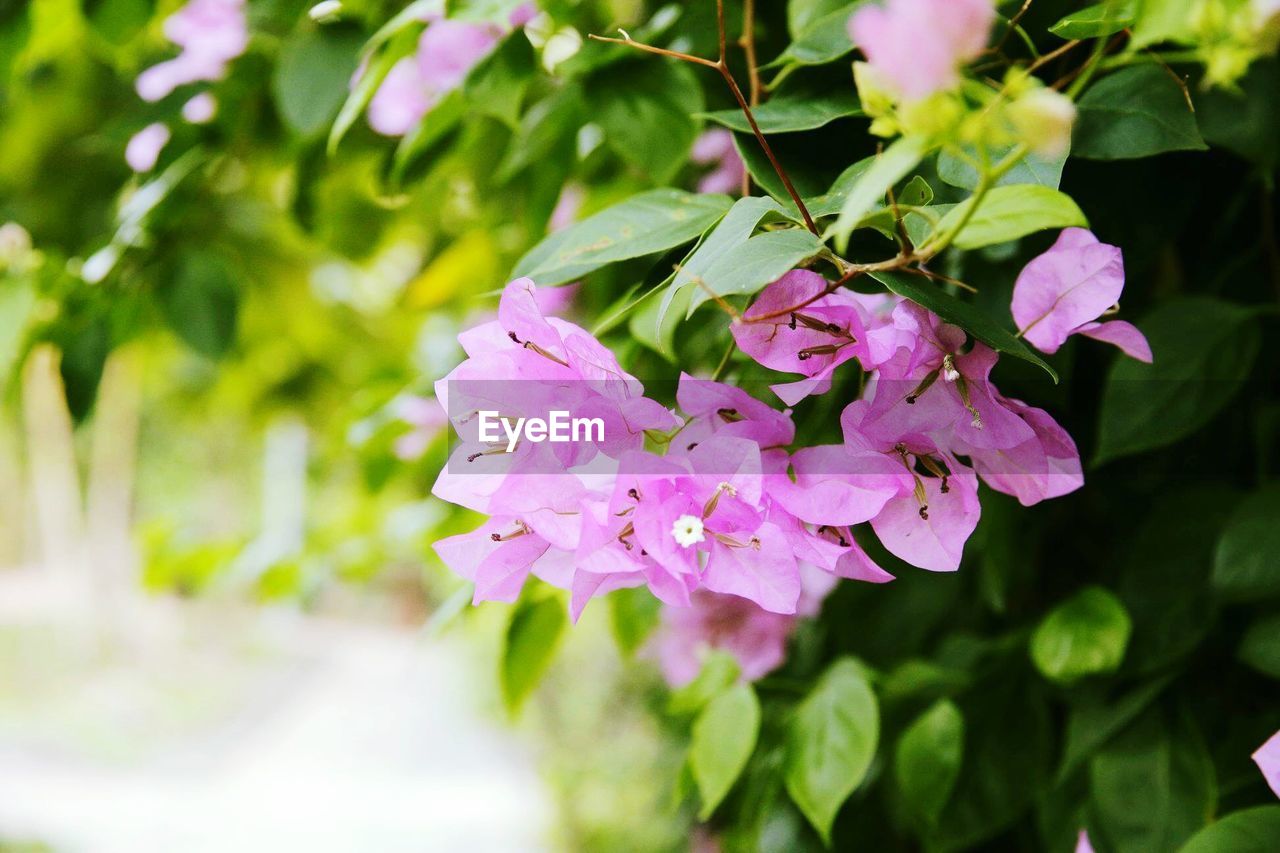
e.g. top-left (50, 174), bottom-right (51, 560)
top-left (828, 135), bottom-right (930, 248)
top-left (1089, 707), bottom-right (1216, 853)
top-left (391, 89), bottom-right (467, 183)
top-left (803, 156), bottom-right (873, 218)
top-left (1057, 675), bottom-right (1174, 783)
top-left (500, 594), bottom-right (567, 713)
top-left (1073, 65), bottom-right (1208, 160)
top-left (1095, 298), bottom-right (1260, 464)
top-left (1030, 587), bottom-right (1132, 684)
top-left (934, 184), bottom-right (1087, 250)
top-left (1179, 806), bottom-right (1280, 853)
top-left (667, 650), bottom-right (741, 716)
top-left (607, 586), bottom-right (660, 657)
top-left (788, 0), bottom-right (850, 37)
top-left (328, 40), bottom-right (403, 155)
top-left (586, 59), bottom-right (701, 184)
top-left (463, 32), bottom-right (536, 129)
top-left (784, 658), bottom-right (879, 843)
top-left (513, 189), bottom-right (732, 286)
top-left (0, 277), bottom-right (36, 393)
top-left (495, 84), bottom-right (582, 182)
top-left (937, 144), bottom-right (1067, 191)
top-left (690, 683), bottom-right (761, 820)
top-left (1049, 1), bottom-right (1136, 39)
top-left (870, 270), bottom-right (1058, 381)
top-left (1212, 484), bottom-right (1280, 603)
top-left (273, 26), bottom-right (364, 138)
top-left (59, 316), bottom-right (110, 423)
top-left (1197, 59), bottom-right (1280, 171)
top-left (1130, 0), bottom-right (1196, 48)
top-left (772, 2), bottom-right (861, 67)
top-left (895, 699), bottom-right (964, 826)
top-left (687, 228), bottom-right (826, 315)
top-left (699, 93), bottom-right (862, 134)
top-left (1238, 613), bottom-right (1280, 679)
top-left (161, 252), bottom-right (239, 359)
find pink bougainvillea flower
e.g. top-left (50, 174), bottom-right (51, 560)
top-left (692, 129), bottom-right (747, 195)
top-left (136, 0), bottom-right (247, 102)
top-left (1012, 228), bottom-right (1152, 361)
top-left (848, 0), bottom-right (995, 101)
top-left (731, 269), bottom-right (870, 405)
top-left (1075, 830), bottom-right (1095, 853)
top-left (367, 14), bottom-right (523, 137)
top-left (964, 394), bottom-right (1084, 506)
top-left (1254, 729), bottom-right (1280, 798)
top-left (393, 395), bottom-right (449, 460)
top-left (125, 123), bottom-right (171, 172)
top-left (181, 92), bottom-right (217, 124)
top-left (675, 374), bottom-right (795, 450)
top-left (549, 183), bottom-right (585, 231)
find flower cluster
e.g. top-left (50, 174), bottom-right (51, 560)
top-left (430, 236), bottom-right (1147, 620)
top-left (367, 4), bottom-right (536, 137)
top-left (127, 0), bottom-right (246, 171)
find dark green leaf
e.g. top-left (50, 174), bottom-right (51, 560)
top-left (1049, 1), bottom-right (1136, 39)
top-left (788, 0), bottom-right (850, 37)
top-left (700, 93), bottom-right (862, 134)
top-left (1095, 298), bottom-right (1259, 464)
top-left (1238, 613), bottom-right (1280, 679)
top-left (1088, 707), bottom-right (1215, 853)
top-left (1213, 484), bottom-right (1280, 602)
top-left (495, 84), bottom-right (582, 182)
top-left (784, 658), bottom-right (879, 843)
top-left (161, 252), bottom-right (240, 359)
top-left (871, 270), bottom-right (1058, 381)
top-left (273, 26), bottom-right (364, 138)
top-left (895, 699), bottom-right (964, 825)
top-left (59, 317), bottom-right (110, 423)
top-left (513, 189), bottom-right (732, 286)
top-left (1030, 587), bottom-right (1132, 684)
top-left (586, 59), bottom-right (701, 184)
top-left (1178, 805), bottom-right (1280, 853)
top-left (1073, 65), bottom-right (1208, 160)
top-left (1197, 59), bottom-right (1280, 172)
top-left (829, 135), bottom-right (930, 247)
top-left (1058, 675), bottom-right (1174, 783)
top-left (463, 32), bottom-right (536, 129)
top-left (691, 683), bottom-right (761, 819)
top-left (500, 594), bottom-right (567, 713)
top-left (772, 2), bottom-right (861, 67)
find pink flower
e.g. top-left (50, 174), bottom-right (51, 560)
top-left (1254, 729), bottom-right (1280, 798)
top-left (367, 16), bottom-right (514, 137)
top-left (1075, 830), bottom-right (1095, 853)
top-left (730, 270), bottom-right (871, 405)
top-left (125, 123), bottom-right (171, 172)
top-left (692, 129), bottom-right (747, 195)
top-left (136, 0), bottom-right (247, 102)
top-left (848, 0), bottom-right (995, 101)
top-left (393, 395), bottom-right (449, 460)
top-left (181, 92), bottom-right (217, 124)
top-left (1012, 228), bottom-right (1152, 362)
top-left (549, 184), bottom-right (585, 231)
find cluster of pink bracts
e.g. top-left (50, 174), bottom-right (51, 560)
top-left (430, 228), bottom-right (1149, 627)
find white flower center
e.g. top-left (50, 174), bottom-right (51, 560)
top-left (671, 514), bottom-right (705, 548)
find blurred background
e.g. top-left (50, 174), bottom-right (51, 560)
top-left (0, 0), bottom-right (691, 849)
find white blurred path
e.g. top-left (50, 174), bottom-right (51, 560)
top-left (0, 592), bottom-right (552, 852)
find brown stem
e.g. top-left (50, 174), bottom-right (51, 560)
top-left (989, 0), bottom-right (1034, 57)
top-left (586, 34), bottom-right (720, 68)
top-left (738, 0), bottom-right (760, 196)
top-left (1026, 39), bottom-right (1083, 73)
top-left (590, 4), bottom-right (819, 236)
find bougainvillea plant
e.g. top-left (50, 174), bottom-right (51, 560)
top-left (4, 0), bottom-right (1279, 849)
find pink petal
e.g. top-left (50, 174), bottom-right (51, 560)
top-left (1076, 320), bottom-right (1153, 363)
top-left (870, 465), bottom-right (980, 572)
top-left (702, 522), bottom-right (802, 614)
top-left (1254, 729), bottom-right (1280, 799)
top-left (1011, 228), bottom-right (1125, 355)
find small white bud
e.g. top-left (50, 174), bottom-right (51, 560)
top-left (308, 1), bottom-right (343, 23)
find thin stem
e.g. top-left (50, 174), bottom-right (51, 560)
top-left (711, 339), bottom-right (736, 380)
top-left (589, 2), bottom-right (819, 236)
top-left (989, 0), bottom-right (1035, 57)
top-left (919, 144), bottom-right (1028, 258)
top-left (1027, 39), bottom-right (1083, 73)
top-left (738, 0), bottom-right (760, 196)
top-left (586, 33), bottom-right (720, 68)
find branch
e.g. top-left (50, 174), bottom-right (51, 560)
top-left (588, 1), bottom-right (819, 236)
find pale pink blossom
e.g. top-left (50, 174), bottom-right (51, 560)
top-left (125, 123), bottom-right (171, 172)
top-left (1012, 228), bottom-right (1152, 361)
top-left (848, 0), bottom-right (995, 101)
top-left (136, 0), bottom-right (247, 102)
top-left (1254, 729), bottom-right (1280, 798)
top-left (692, 129), bottom-right (747, 195)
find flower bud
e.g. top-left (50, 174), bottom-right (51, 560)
top-left (1007, 87), bottom-right (1077, 159)
top-left (308, 1), bottom-right (343, 23)
top-left (853, 61), bottom-right (896, 118)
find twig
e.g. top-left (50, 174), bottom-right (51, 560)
top-left (738, 0), bottom-right (760, 196)
top-left (989, 0), bottom-right (1034, 57)
top-left (589, 1), bottom-right (819, 235)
